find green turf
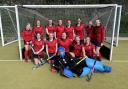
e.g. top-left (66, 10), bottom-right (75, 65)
top-left (0, 42), bottom-right (19, 60)
top-left (0, 40), bottom-right (128, 89)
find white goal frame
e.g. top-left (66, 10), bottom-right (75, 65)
top-left (115, 5), bottom-right (122, 47)
top-left (0, 4), bottom-right (122, 61)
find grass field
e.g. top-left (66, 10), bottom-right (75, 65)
top-left (0, 40), bottom-right (128, 89)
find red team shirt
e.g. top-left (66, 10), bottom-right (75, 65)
top-left (46, 25), bottom-right (56, 34)
top-left (33, 25), bottom-right (44, 37)
top-left (74, 23), bottom-right (86, 40)
top-left (83, 43), bottom-right (96, 57)
top-left (65, 26), bottom-right (74, 39)
top-left (21, 29), bottom-right (33, 42)
top-left (86, 25), bottom-right (94, 41)
top-left (56, 25), bottom-right (65, 38)
top-left (93, 25), bottom-right (105, 43)
top-left (32, 39), bottom-right (44, 53)
top-left (46, 39), bottom-right (57, 53)
top-left (73, 42), bottom-right (83, 57)
top-left (58, 38), bottom-right (72, 52)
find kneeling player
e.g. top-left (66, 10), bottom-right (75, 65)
top-left (46, 33), bottom-right (58, 63)
top-left (58, 32), bottom-right (73, 53)
top-left (71, 36), bottom-right (83, 59)
top-left (31, 33), bottom-right (45, 69)
top-left (83, 37), bottom-right (102, 60)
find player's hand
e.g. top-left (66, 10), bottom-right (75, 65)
top-left (26, 42), bottom-right (29, 45)
top-left (30, 41), bottom-right (32, 44)
top-left (101, 43), bottom-right (104, 46)
top-left (34, 52), bottom-right (38, 54)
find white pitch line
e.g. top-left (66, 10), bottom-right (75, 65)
top-left (111, 60), bottom-right (128, 62)
top-left (102, 60), bottom-right (128, 63)
top-left (0, 60), bottom-right (22, 62)
top-left (0, 60), bottom-right (128, 63)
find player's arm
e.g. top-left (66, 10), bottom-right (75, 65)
top-left (21, 30), bottom-right (26, 41)
top-left (101, 27), bottom-right (105, 46)
top-left (54, 26), bottom-right (57, 39)
top-left (36, 45), bottom-right (44, 54)
top-left (82, 46), bottom-right (86, 57)
top-left (45, 27), bottom-right (49, 35)
top-left (46, 44), bottom-right (50, 58)
top-left (73, 28), bottom-right (75, 39)
top-left (55, 43), bottom-right (58, 55)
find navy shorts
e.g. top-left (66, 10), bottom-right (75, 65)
top-left (33, 52), bottom-right (44, 58)
top-left (92, 40), bottom-right (102, 47)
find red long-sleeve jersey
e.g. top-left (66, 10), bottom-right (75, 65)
top-left (93, 25), bottom-right (105, 43)
top-left (83, 43), bottom-right (96, 58)
top-left (73, 42), bottom-right (83, 57)
top-left (21, 29), bottom-right (33, 42)
top-left (74, 23), bottom-right (86, 40)
top-left (86, 25), bottom-right (94, 41)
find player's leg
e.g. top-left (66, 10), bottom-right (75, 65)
top-left (24, 43), bottom-right (29, 62)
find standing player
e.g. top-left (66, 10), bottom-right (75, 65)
top-left (31, 33), bottom-right (45, 69)
top-left (55, 20), bottom-right (65, 39)
top-left (65, 20), bottom-right (75, 40)
top-left (45, 20), bottom-right (56, 39)
top-left (33, 20), bottom-right (44, 38)
top-left (58, 32), bottom-right (73, 53)
top-left (21, 23), bottom-right (33, 62)
top-left (86, 21), bottom-right (94, 41)
top-left (92, 19), bottom-right (105, 59)
top-left (46, 33), bottom-right (58, 61)
top-left (74, 18), bottom-right (87, 44)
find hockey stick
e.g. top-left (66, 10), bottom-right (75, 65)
top-left (47, 54), bottom-right (56, 61)
top-left (70, 56), bottom-right (87, 70)
top-left (86, 59), bottom-right (97, 81)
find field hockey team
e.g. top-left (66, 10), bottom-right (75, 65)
top-left (21, 18), bottom-right (111, 78)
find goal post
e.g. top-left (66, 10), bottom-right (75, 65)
top-left (115, 5), bottom-right (122, 47)
top-left (15, 5), bottom-right (22, 61)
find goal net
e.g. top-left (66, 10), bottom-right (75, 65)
top-left (0, 6), bottom-right (18, 46)
top-left (17, 5), bottom-right (120, 61)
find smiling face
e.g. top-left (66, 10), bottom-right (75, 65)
top-left (77, 18), bottom-right (81, 24)
top-left (67, 20), bottom-right (71, 26)
top-left (85, 37), bottom-right (91, 44)
top-left (89, 21), bottom-right (93, 26)
top-left (58, 20), bottom-right (63, 26)
top-left (36, 33), bottom-right (41, 39)
top-left (96, 19), bottom-right (101, 26)
top-left (49, 33), bottom-right (54, 39)
top-left (26, 23), bottom-right (31, 30)
top-left (75, 36), bottom-right (80, 43)
top-left (61, 32), bottom-right (67, 40)
top-left (48, 20), bottom-right (53, 25)
top-left (36, 20), bottom-right (41, 26)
